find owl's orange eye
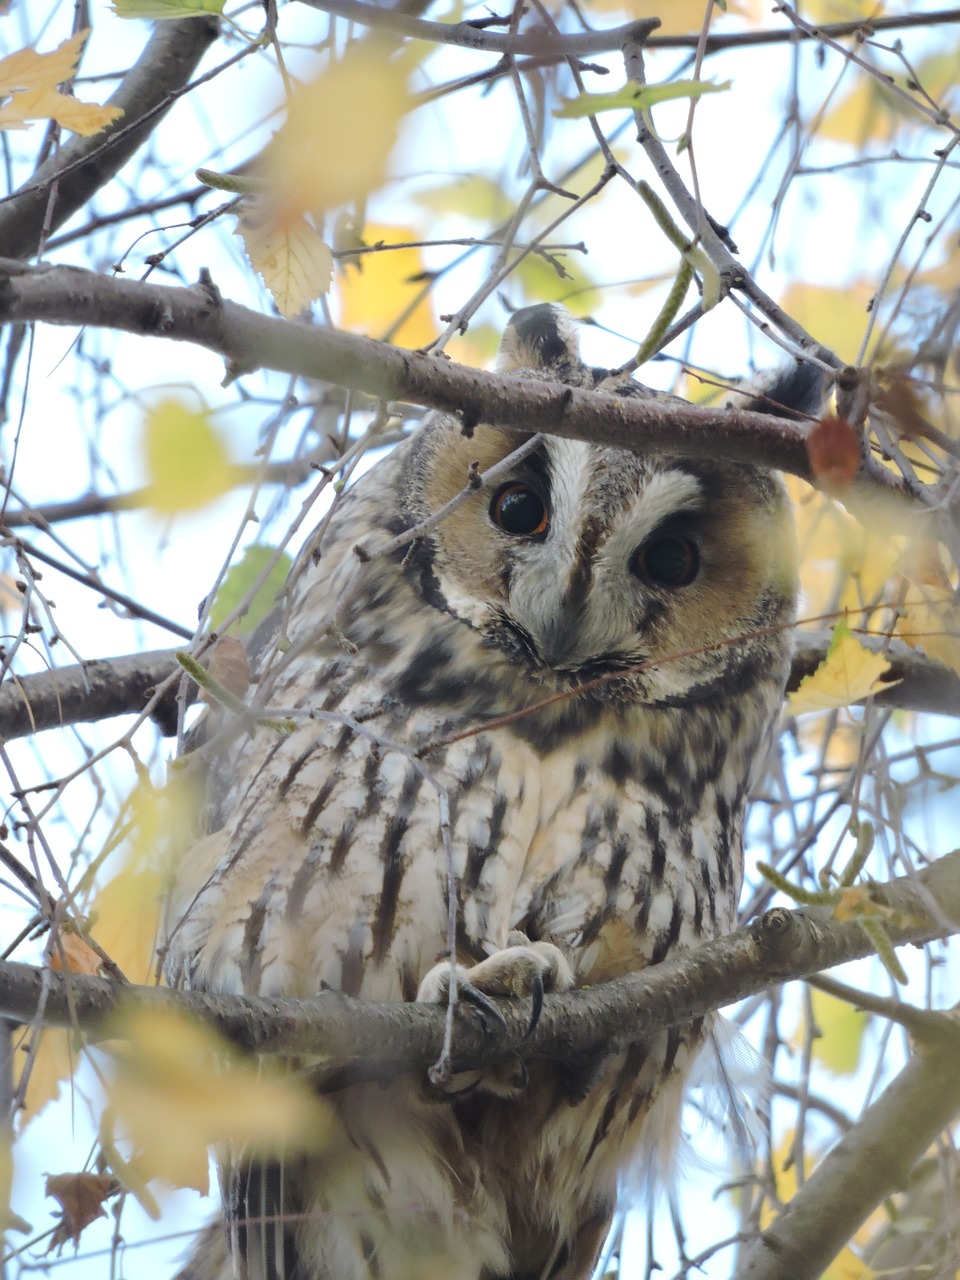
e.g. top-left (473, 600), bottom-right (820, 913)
top-left (631, 536), bottom-right (700, 587)
top-left (489, 484), bottom-right (549, 538)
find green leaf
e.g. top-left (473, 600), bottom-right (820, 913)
top-left (112, 0), bottom-right (224, 17)
top-left (554, 78), bottom-right (731, 119)
top-left (208, 545), bottom-right (293, 633)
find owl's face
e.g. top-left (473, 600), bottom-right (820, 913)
top-left (403, 422), bottom-right (797, 709)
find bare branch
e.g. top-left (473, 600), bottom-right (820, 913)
top-left (292, 1), bottom-right (658, 57)
top-left (0, 261), bottom-right (930, 523)
top-left (1, 850), bottom-right (957, 1078)
top-left (734, 1028), bottom-right (960, 1280)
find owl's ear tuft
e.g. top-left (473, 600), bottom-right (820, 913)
top-left (725, 360), bottom-right (824, 422)
top-left (496, 303), bottom-right (582, 374)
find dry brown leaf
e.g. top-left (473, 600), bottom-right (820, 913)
top-left (45, 1172), bottom-right (117, 1251)
top-left (806, 416), bottom-right (862, 493)
top-left (49, 932), bottom-right (101, 977)
top-left (205, 635), bottom-right (250, 701)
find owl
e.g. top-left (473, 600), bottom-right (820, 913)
top-left (162, 305), bottom-right (820, 1280)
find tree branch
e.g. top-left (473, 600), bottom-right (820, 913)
top-left (0, 650), bottom-right (182, 740)
top-left (292, 1), bottom-right (658, 57)
top-left (0, 260), bottom-right (929, 523)
top-left (734, 1028), bottom-right (960, 1280)
top-left (1, 851), bottom-right (957, 1079)
top-left (0, 634), bottom-right (956, 746)
top-left (291, 1), bottom-right (960, 59)
top-left (0, 19), bottom-right (220, 259)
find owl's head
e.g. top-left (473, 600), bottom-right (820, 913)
top-left (398, 305), bottom-right (814, 714)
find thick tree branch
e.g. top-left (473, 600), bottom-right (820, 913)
top-left (0, 19), bottom-right (220, 259)
top-left (734, 1028), bottom-right (960, 1280)
top-left (0, 851), bottom-right (957, 1079)
top-left (0, 261), bottom-right (929, 524)
top-left (0, 650), bottom-right (182, 739)
top-left (1, 629), bottom-right (958, 746)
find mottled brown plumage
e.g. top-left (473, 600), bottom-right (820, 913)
top-left (162, 305), bottom-right (819, 1280)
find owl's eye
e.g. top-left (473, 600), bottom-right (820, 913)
top-left (631, 536), bottom-right (700, 587)
top-left (489, 484), bottom-right (549, 538)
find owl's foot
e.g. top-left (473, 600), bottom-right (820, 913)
top-left (419, 934), bottom-right (574, 1098)
top-left (417, 932), bottom-right (575, 1035)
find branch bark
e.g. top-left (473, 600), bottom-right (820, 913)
top-left (0, 628), bottom-right (957, 748)
top-left (0, 649), bottom-right (182, 739)
top-left (734, 1027), bottom-right (960, 1280)
top-left (1, 850), bottom-right (957, 1079)
top-left (0, 260), bottom-right (928, 524)
top-left (0, 19), bottom-right (220, 259)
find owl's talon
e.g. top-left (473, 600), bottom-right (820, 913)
top-left (459, 982), bottom-right (508, 1028)
top-left (525, 971), bottom-right (545, 1039)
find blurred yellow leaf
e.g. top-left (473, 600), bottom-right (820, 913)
top-left (113, 0), bottom-right (223, 15)
top-left (88, 861), bottom-right (163, 985)
top-left (13, 1028), bottom-right (76, 1123)
top-left (779, 282), bottom-right (873, 365)
top-left (0, 32), bottom-right (123, 136)
top-left (141, 399), bottom-right (232, 515)
top-left (789, 619), bottom-right (896, 716)
top-left (414, 174), bottom-right (513, 224)
top-left (819, 45), bottom-right (959, 147)
top-left (1, 1136), bottom-right (30, 1234)
top-left (513, 248), bottom-right (601, 312)
top-left (805, 989), bottom-right (868, 1076)
top-left (267, 43), bottom-right (411, 217)
top-left (582, 0), bottom-right (757, 28)
top-left (338, 222), bottom-right (436, 347)
top-left (236, 205), bottom-right (333, 318)
top-left (107, 1007), bottom-right (329, 1192)
top-left (898, 581), bottom-right (960, 676)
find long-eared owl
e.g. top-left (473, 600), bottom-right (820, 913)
top-left (162, 305), bottom-right (821, 1280)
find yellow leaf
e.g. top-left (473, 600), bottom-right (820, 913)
top-left (789, 620), bottom-right (896, 716)
top-left (88, 772), bottom-right (202, 983)
top-left (267, 43), bottom-right (412, 217)
top-left (513, 248), bottom-right (601, 312)
top-left (13, 1027), bottom-right (77, 1123)
top-left (582, 0), bottom-right (758, 28)
top-left (0, 33), bottom-right (123, 137)
top-left (338, 222), bottom-right (436, 347)
top-left (0, 1135), bottom-right (31, 1234)
top-left (778, 281), bottom-right (874, 365)
top-left (141, 399), bottom-right (232, 515)
top-left (414, 174), bottom-right (514, 225)
top-left (107, 1007), bottom-right (329, 1192)
top-left (236, 206), bottom-right (333, 319)
top-left (801, 990), bottom-right (868, 1076)
top-left (898, 582), bottom-right (960, 677)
